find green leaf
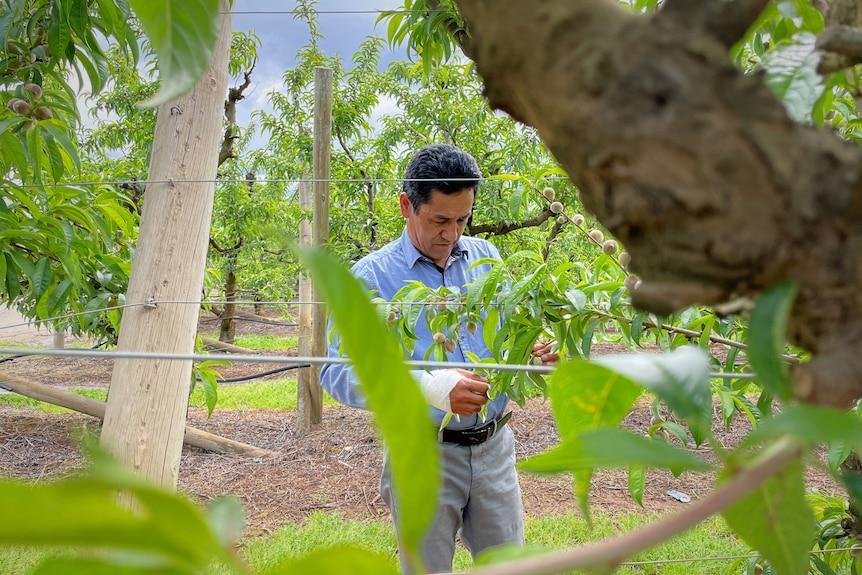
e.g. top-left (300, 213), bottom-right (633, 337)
top-left (520, 428), bottom-right (710, 474)
top-left (0, 472), bottom-right (235, 572)
top-left (474, 542), bottom-right (551, 567)
top-left (722, 458), bottom-right (814, 575)
top-left (840, 471), bottom-right (862, 509)
top-left (628, 465), bottom-right (645, 506)
top-left (594, 347), bottom-right (712, 446)
top-left (204, 495), bottom-right (245, 548)
top-left (549, 359), bottom-right (642, 441)
top-left (743, 404), bottom-right (862, 450)
top-left (508, 186), bottom-right (524, 220)
top-left (130, 0), bottom-right (221, 107)
top-left (298, 247), bottom-right (437, 571)
top-left (262, 545), bottom-right (398, 575)
top-left (763, 33), bottom-right (823, 122)
top-left (746, 281), bottom-right (797, 402)
top-left (31, 257), bottom-right (52, 300)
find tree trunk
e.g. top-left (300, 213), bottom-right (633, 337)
top-left (454, 0), bottom-right (862, 408)
top-left (99, 2), bottom-right (234, 489)
top-left (219, 268), bottom-right (237, 343)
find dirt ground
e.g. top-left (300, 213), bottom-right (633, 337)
top-left (0, 307), bottom-right (840, 537)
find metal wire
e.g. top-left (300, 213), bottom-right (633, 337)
top-left (618, 546), bottom-right (856, 567)
top-left (0, 175), bottom-right (567, 190)
top-left (0, 348), bottom-right (557, 373)
top-left (0, 346), bottom-right (753, 379)
top-left (225, 9), bottom-right (430, 15)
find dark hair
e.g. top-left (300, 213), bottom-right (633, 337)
top-left (402, 144), bottom-right (481, 214)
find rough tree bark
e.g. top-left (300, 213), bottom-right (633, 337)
top-left (454, 0), bottom-right (862, 409)
top-left (99, 2), bottom-right (233, 489)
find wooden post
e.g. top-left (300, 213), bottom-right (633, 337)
top-left (308, 67), bottom-right (331, 426)
top-left (296, 177), bottom-right (316, 434)
top-left (99, 3), bottom-right (234, 490)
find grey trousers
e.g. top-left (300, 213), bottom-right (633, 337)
top-left (380, 425), bottom-right (525, 574)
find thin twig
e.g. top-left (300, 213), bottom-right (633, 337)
top-left (458, 437), bottom-right (803, 575)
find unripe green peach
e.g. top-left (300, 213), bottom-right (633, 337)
top-left (466, 321), bottom-right (477, 334)
top-left (5, 42), bottom-right (23, 55)
top-left (433, 332), bottom-right (446, 344)
top-left (24, 82), bottom-right (42, 98)
top-left (602, 239), bottom-right (618, 255)
top-left (556, 215), bottom-right (567, 224)
top-left (850, 544), bottom-right (862, 559)
top-left (542, 187), bottom-right (555, 201)
top-left (624, 275), bottom-right (639, 291)
top-left (7, 98), bottom-right (24, 112)
top-left (387, 310), bottom-right (397, 323)
top-left (531, 355), bottom-right (543, 366)
top-left (588, 229), bottom-right (604, 244)
top-left (444, 339), bottom-right (456, 353)
top-left (618, 251), bottom-right (631, 267)
top-left (549, 201), bottom-right (563, 214)
top-left (437, 301), bottom-right (447, 312)
top-left (572, 214), bottom-right (585, 226)
top-left (33, 106), bottom-right (51, 120)
top-left (12, 99), bottom-right (31, 115)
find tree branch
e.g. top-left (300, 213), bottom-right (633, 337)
top-left (454, 0), bottom-right (862, 407)
top-left (659, 0), bottom-right (771, 49)
top-left (426, 0), bottom-right (475, 60)
top-left (335, 129), bottom-right (377, 247)
top-left (218, 58), bottom-right (256, 166)
top-left (542, 218), bottom-right (565, 261)
top-left (459, 437), bottom-right (803, 575)
top-left (470, 208), bottom-right (554, 236)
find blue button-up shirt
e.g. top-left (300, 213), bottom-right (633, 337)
top-left (320, 229), bottom-right (509, 429)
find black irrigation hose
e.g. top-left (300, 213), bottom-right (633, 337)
top-left (198, 316), bottom-right (298, 327)
top-left (197, 363), bottom-right (311, 384)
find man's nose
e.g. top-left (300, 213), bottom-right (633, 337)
top-left (441, 222), bottom-right (459, 241)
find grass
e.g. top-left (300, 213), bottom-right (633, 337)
top-left (0, 510), bottom-right (751, 575)
top-left (227, 334), bottom-right (298, 351)
top-left (0, 378), bottom-right (338, 412)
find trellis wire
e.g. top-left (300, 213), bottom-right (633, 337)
top-left (0, 347), bottom-right (755, 380)
top-left (618, 547), bottom-right (856, 567)
top-left (0, 174), bottom-right (569, 190)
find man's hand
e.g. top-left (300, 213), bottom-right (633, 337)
top-left (532, 341), bottom-right (560, 365)
top-left (448, 368), bottom-right (490, 416)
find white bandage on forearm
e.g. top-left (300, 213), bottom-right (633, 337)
top-left (418, 369), bottom-right (462, 413)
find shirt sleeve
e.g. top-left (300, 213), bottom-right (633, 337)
top-left (318, 262), bottom-right (376, 410)
top-left (319, 323), bottom-right (368, 409)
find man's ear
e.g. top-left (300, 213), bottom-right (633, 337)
top-left (399, 193), bottom-right (413, 218)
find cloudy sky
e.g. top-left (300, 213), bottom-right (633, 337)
top-left (229, 0), bottom-right (406, 143)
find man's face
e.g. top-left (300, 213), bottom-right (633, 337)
top-left (401, 188), bottom-right (474, 268)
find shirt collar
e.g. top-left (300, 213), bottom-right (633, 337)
top-left (399, 229), bottom-right (468, 270)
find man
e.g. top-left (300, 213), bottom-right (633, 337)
top-left (321, 144), bottom-right (553, 573)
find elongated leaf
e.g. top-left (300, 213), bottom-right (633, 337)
top-left (519, 428), bottom-right (710, 474)
top-left (763, 33), bottom-right (823, 123)
top-left (549, 360), bottom-right (642, 441)
top-left (742, 404), bottom-right (862, 450)
top-left (722, 459), bottom-right (814, 575)
top-left (298, 247), bottom-right (437, 570)
top-left (131, 0), bottom-right (220, 107)
top-left (594, 347), bottom-right (712, 445)
top-left (747, 281), bottom-right (797, 401)
top-left (628, 466), bottom-right (646, 507)
top-left (0, 475), bottom-right (234, 572)
top-left (263, 546), bottom-right (398, 575)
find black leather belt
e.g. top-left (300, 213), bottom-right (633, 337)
top-left (438, 411), bottom-right (512, 445)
